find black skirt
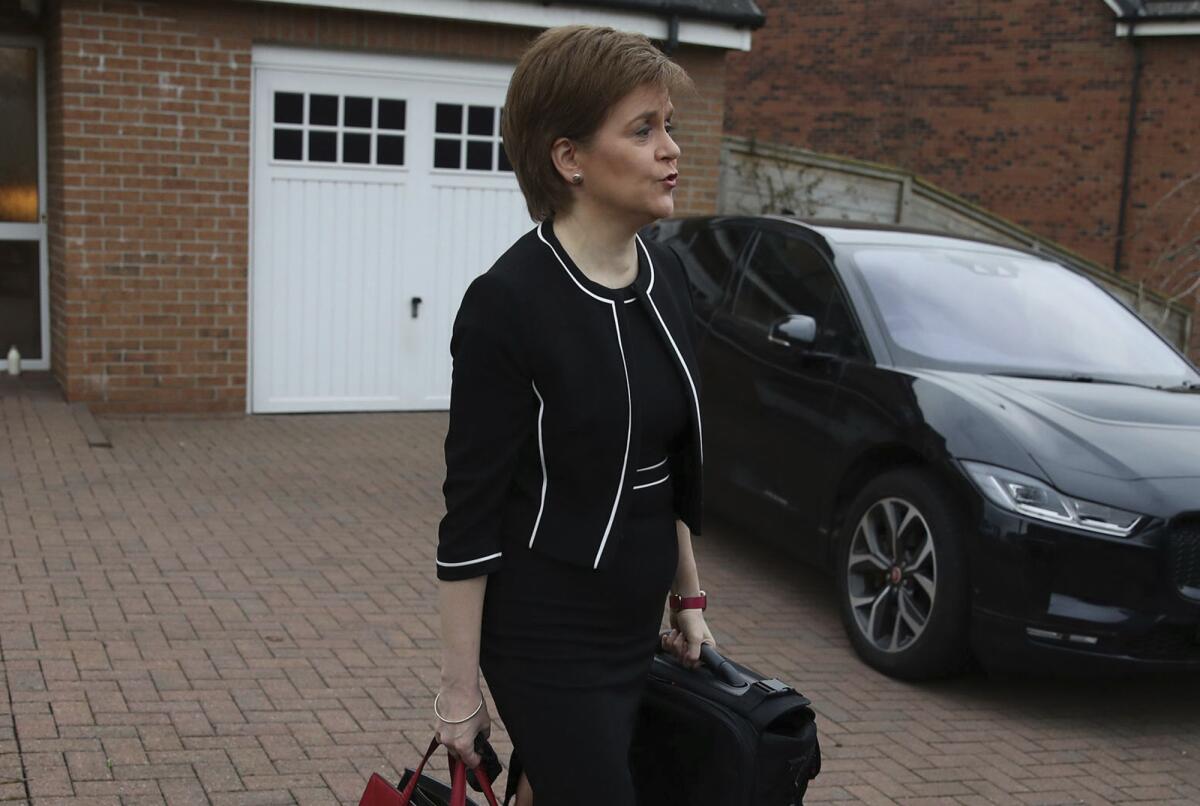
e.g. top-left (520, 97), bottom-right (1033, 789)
top-left (480, 479), bottom-right (679, 805)
top-left (479, 284), bottom-right (689, 806)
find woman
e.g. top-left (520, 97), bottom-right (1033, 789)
top-left (433, 25), bottom-right (716, 806)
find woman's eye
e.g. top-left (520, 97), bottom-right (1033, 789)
top-left (665, 123), bottom-right (674, 134)
top-left (636, 127), bottom-right (651, 137)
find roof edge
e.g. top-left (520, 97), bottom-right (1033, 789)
top-left (1104, 0), bottom-right (1200, 23)
top-left (238, 0), bottom-right (756, 49)
top-left (545, 1), bottom-right (766, 29)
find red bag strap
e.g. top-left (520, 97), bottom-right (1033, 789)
top-left (447, 747), bottom-right (500, 806)
top-left (395, 734), bottom-right (500, 806)
top-left (397, 737), bottom-right (441, 803)
top-left (450, 756), bottom-right (467, 806)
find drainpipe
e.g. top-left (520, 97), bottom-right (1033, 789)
top-left (662, 14), bottom-right (680, 55)
top-left (1114, 17), bottom-right (1143, 273)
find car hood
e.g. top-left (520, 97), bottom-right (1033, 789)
top-left (906, 369), bottom-right (1200, 482)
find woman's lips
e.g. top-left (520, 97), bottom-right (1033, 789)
top-left (662, 173), bottom-right (678, 189)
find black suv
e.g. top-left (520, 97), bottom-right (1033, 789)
top-left (646, 215), bottom-right (1200, 679)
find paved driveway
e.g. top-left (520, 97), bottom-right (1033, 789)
top-left (1, 380), bottom-right (1199, 805)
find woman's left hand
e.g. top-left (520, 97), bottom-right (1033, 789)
top-left (661, 609), bottom-right (715, 670)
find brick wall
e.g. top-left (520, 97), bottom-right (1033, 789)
top-left (45, 0), bottom-right (726, 412)
top-left (672, 44), bottom-right (727, 216)
top-left (726, 0), bottom-right (1199, 360)
top-left (1121, 38), bottom-right (1200, 362)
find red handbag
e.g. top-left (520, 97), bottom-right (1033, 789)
top-left (359, 736), bottom-right (500, 806)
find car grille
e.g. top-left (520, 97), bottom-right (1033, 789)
top-left (1124, 624), bottom-right (1200, 661)
top-left (1168, 518), bottom-right (1200, 599)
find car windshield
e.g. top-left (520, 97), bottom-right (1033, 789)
top-left (848, 244), bottom-right (1199, 385)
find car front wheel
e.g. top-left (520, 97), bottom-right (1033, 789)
top-left (836, 468), bottom-right (971, 680)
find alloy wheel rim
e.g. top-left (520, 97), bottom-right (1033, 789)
top-left (846, 497), bottom-right (937, 654)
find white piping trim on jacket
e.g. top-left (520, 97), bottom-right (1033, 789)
top-left (437, 551), bottom-right (503, 568)
top-left (633, 474), bottom-right (670, 490)
top-left (528, 380), bottom-right (548, 549)
top-left (639, 237), bottom-right (704, 466)
top-left (640, 234), bottom-right (655, 295)
top-left (537, 221), bottom-right (654, 302)
top-left (637, 456), bottom-right (669, 472)
top-left (536, 222), bottom-right (633, 569)
top-left (594, 302), bottom-right (633, 569)
top-left (537, 222), bottom-right (609, 303)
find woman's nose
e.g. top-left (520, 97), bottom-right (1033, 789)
top-left (661, 136), bottom-right (681, 162)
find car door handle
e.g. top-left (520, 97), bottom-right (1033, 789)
top-left (411, 296), bottom-right (423, 319)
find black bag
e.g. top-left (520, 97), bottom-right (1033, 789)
top-left (392, 770), bottom-right (477, 806)
top-left (629, 642), bottom-right (821, 805)
top-left (388, 734), bottom-right (503, 806)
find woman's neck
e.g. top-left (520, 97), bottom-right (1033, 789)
top-left (552, 208), bottom-right (641, 290)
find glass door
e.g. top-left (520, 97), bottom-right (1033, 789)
top-left (0, 38), bottom-right (47, 369)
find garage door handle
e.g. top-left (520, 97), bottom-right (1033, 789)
top-left (411, 297), bottom-right (423, 319)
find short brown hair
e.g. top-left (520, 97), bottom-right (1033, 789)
top-left (502, 25), bottom-right (692, 221)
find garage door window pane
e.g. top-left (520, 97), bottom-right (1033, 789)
top-left (309, 94), bottom-right (338, 126)
top-left (467, 105), bottom-right (493, 136)
top-left (434, 138), bottom-right (460, 169)
top-left (274, 128), bottom-right (302, 160)
top-left (308, 130), bottom-right (336, 162)
top-left (379, 99), bottom-right (405, 131)
top-left (274, 91), bottom-right (303, 124)
top-left (377, 135), bottom-right (405, 166)
top-left (436, 104), bottom-right (462, 134)
top-left (498, 142), bottom-right (512, 172)
top-left (344, 96), bottom-right (372, 128)
top-left (466, 140), bottom-right (492, 171)
top-left (343, 132), bottom-right (370, 164)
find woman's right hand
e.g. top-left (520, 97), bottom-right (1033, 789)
top-left (433, 685), bottom-right (492, 769)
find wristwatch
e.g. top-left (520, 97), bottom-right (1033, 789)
top-left (668, 590), bottom-right (707, 612)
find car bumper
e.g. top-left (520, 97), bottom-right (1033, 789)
top-left (971, 608), bottom-right (1200, 675)
top-left (967, 500), bottom-right (1200, 673)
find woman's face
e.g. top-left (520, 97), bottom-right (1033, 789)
top-left (570, 84), bottom-right (680, 226)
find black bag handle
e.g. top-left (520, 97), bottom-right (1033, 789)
top-left (699, 642), bottom-right (747, 687)
top-left (658, 632), bottom-right (746, 687)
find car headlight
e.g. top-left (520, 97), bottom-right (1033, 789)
top-left (961, 460), bottom-right (1143, 537)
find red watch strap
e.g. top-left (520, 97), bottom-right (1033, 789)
top-left (669, 590), bottom-right (707, 611)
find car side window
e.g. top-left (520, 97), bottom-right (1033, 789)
top-left (671, 223), bottom-right (751, 310)
top-left (732, 230), bottom-right (868, 359)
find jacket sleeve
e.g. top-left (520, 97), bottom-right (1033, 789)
top-left (664, 242), bottom-right (702, 395)
top-left (436, 271), bottom-right (535, 580)
top-left (661, 241), bottom-right (705, 534)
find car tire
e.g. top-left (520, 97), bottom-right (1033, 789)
top-left (835, 467), bottom-right (971, 680)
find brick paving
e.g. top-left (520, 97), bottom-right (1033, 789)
top-left (2, 374), bottom-right (1199, 805)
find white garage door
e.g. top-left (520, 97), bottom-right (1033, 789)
top-left (250, 46), bottom-right (530, 413)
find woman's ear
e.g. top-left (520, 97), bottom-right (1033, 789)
top-left (550, 136), bottom-right (582, 186)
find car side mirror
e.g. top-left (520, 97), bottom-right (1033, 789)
top-left (768, 314), bottom-right (817, 347)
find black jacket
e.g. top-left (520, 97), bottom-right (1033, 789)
top-left (436, 220), bottom-right (703, 581)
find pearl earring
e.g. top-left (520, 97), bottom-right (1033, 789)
top-left (571, 173), bottom-right (583, 185)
